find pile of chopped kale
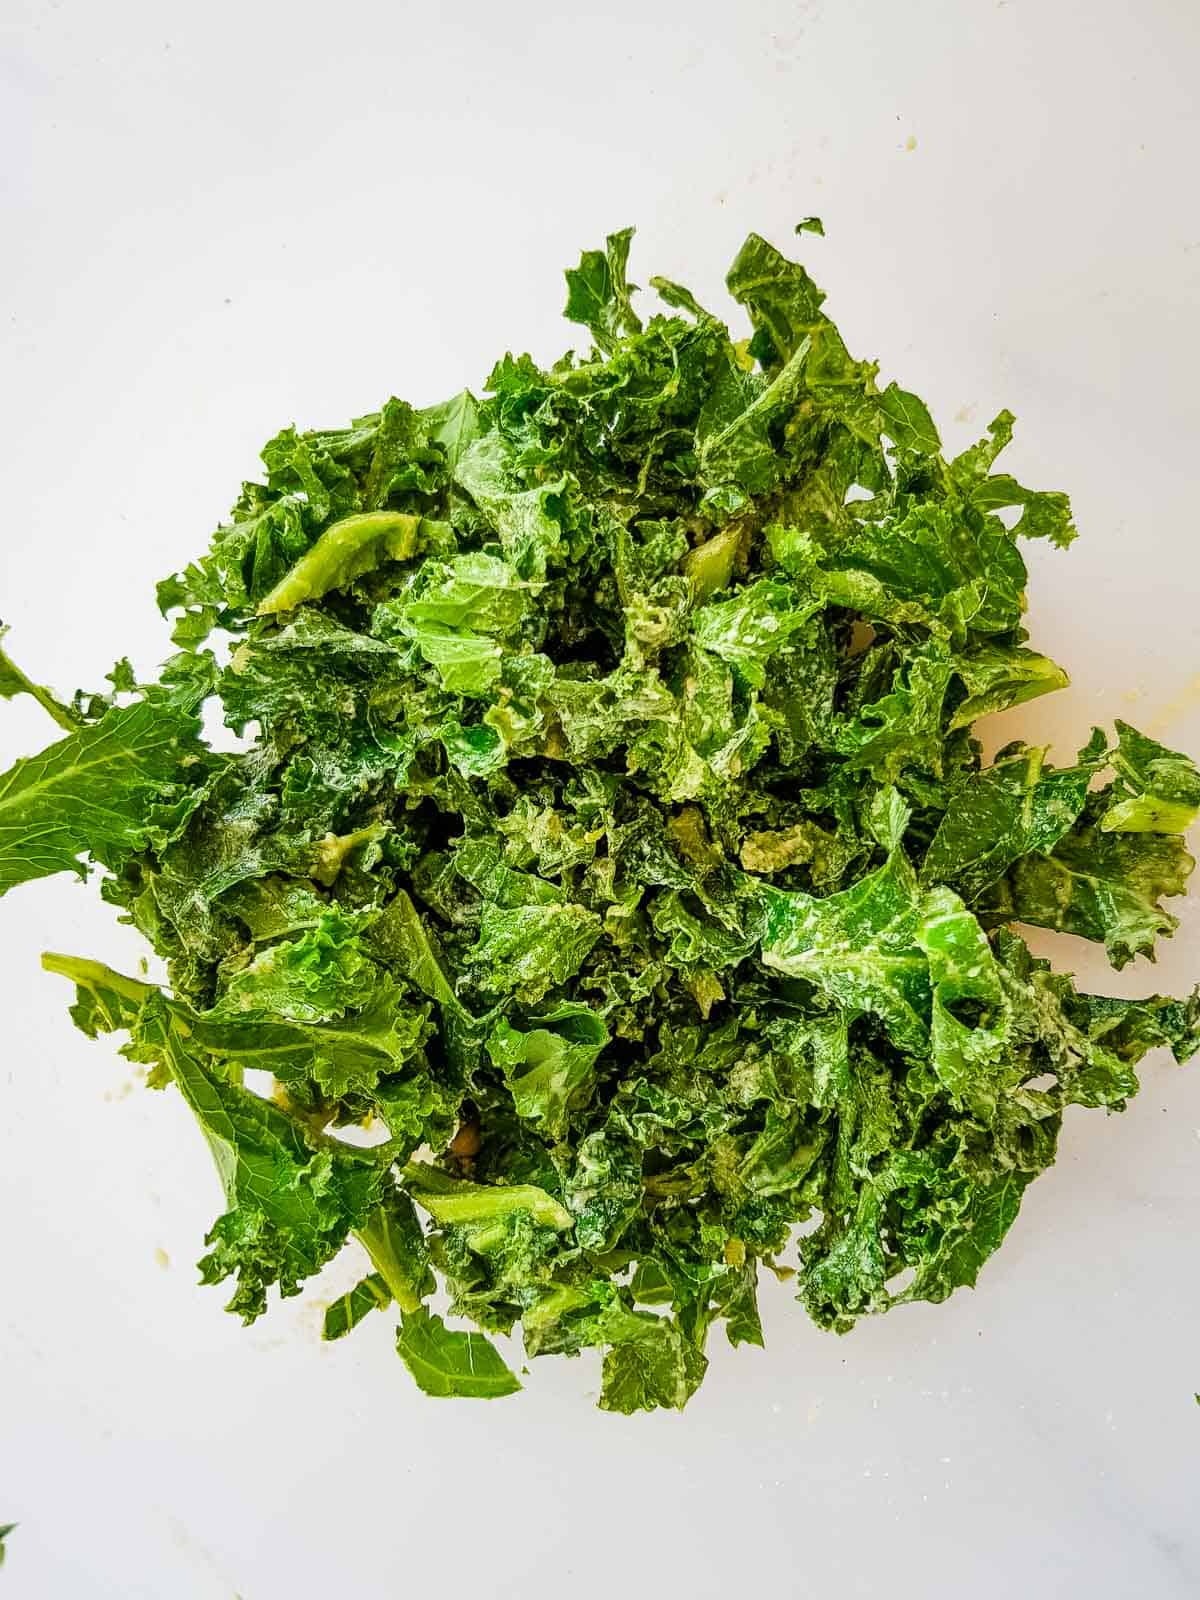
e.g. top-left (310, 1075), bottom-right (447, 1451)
top-left (2, 224), bottom-right (1197, 1412)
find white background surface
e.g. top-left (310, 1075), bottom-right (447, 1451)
top-left (3, 1), bottom-right (1199, 1595)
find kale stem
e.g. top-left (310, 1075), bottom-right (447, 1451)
top-left (0, 642), bottom-right (82, 732)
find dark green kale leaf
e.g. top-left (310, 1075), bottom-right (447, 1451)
top-left (563, 227), bottom-right (643, 353)
top-left (4, 222), bottom-right (1196, 1413)
top-left (922, 739), bottom-right (1103, 901)
top-left (394, 1307), bottom-right (521, 1399)
top-left (1101, 720), bottom-right (1200, 834)
top-left (979, 821), bottom-right (1194, 969)
top-left (130, 994), bottom-right (401, 1322)
top-left (0, 693), bottom-right (207, 896)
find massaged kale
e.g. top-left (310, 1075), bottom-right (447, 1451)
top-left (2, 227), bottom-right (1197, 1412)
